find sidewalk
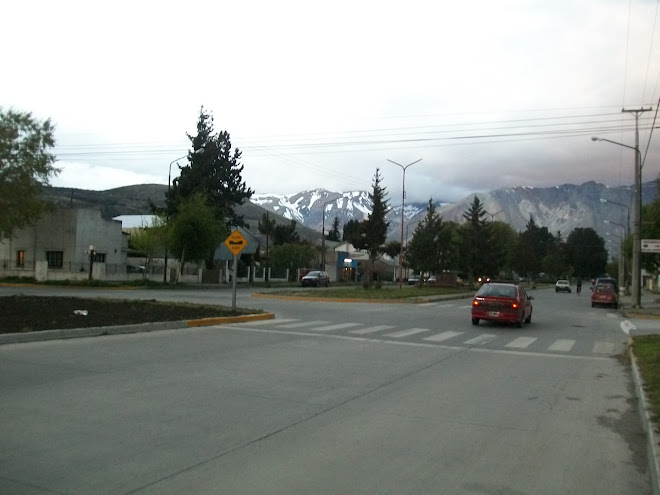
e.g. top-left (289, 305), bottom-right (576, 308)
top-left (620, 288), bottom-right (660, 320)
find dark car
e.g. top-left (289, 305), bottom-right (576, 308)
top-left (591, 283), bottom-right (619, 309)
top-left (301, 270), bottom-right (330, 287)
top-left (471, 281), bottom-right (534, 328)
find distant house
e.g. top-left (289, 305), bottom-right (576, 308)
top-left (0, 207), bottom-right (126, 281)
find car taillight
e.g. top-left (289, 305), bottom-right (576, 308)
top-left (473, 300), bottom-right (479, 307)
top-left (511, 302), bottom-right (519, 309)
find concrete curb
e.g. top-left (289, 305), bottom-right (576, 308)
top-left (0, 312), bottom-right (275, 345)
top-left (251, 292), bottom-right (475, 304)
top-left (629, 336), bottom-right (660, 495)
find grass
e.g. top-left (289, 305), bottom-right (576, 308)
top-left (264, 285), bottom-right (470, 300)
top-left (631, 335), bottom-right (660, 431)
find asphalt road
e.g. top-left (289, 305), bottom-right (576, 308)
top-left (0, 286), bottom-right (651, 494)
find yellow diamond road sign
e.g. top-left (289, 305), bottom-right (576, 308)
top-left (224, 229), bottom-right (247, 256)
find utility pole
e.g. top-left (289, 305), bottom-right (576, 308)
top-left (622, 107), bottom-right (651, 308)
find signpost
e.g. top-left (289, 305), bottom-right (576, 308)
top-left (224, 229), bottom-right (247, 310)
top-left (642, 239), bottom-right (660, 253)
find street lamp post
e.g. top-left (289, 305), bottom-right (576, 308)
top-left (604, 220), bottom-right (626, 296)
top-left (321, 197), bottom-right (340, 270)
top-left (387, 158), bottom-right (422, 288)
top-left (591, 136), bottom-right (642, 307)
top-left (487, 209), bottom-right (503, 222)
top-left (601, 198), bottom-right (631, 294)
top-left (164, 148), bottom-right (204, 284)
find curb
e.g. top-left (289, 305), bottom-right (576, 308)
top-left (0, 312), bottom-right (275, 345)
top-left (251, 292), bottom-right (475, 304)
top-left (629, 336), bottom-right (660, 495)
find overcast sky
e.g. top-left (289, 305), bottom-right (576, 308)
top-left (3, 0), bottom-right (660, 203)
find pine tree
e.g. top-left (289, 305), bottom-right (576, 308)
top-left (362, 168), bottom-right (390, 282)
top-left (327, 216), bottom-right (341, 241)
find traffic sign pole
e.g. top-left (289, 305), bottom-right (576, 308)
top-left (224, 229), bottom-right (247, 312)
top-left (231, 254), bottom-right (238, 311)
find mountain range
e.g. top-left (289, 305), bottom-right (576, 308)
top-left (43, 180), bottom-right (659, 256)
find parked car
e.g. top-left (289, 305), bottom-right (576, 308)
top-left (593, 276), bottom-right (619, 293)
top-left (301, 270), bottom-right (330, 287)
top-left (471, 281), bottom-right (534, 328)
top-left (427, 275), bottom-right (437, 285)
top-left (408, 274), bottom-right (421, 285)
top-left (555, 280), bottom-right (571, 293)
top-left (591, 283), bottom-right (619, 309)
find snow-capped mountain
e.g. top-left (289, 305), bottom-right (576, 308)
top-left (251, 188), bottom-right (429, 236)
top-left (251, 181), bottom-right (659, 254)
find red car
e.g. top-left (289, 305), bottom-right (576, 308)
top-left (471, 281), bottom-right (534, 328)
top-left (591, 283), bottom-right (619, 309)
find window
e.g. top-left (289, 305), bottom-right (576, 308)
top-left (93, 252), bottom-right (106, 263)
top-left (46, 251), bottom-right (63, 269)
top-left (16, 250), bottom-right (25, 267)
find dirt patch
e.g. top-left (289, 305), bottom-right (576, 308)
top-left (0, 296), bottom-right (248, 333)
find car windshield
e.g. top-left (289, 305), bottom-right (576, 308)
top-left (476, 284), bottom-right (517, 298)
top-left (557, 280), bottom-right (568, 284)
top-left (595, 283), bottom-right (614, 293)
top-left (306, 271), bottom-right (320, 277)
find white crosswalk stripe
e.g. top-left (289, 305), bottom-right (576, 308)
top-left (349, 325), bottom-right (396, 335)
top-left (312, 323), bottom-right (363, 332)
top-left (423, 331), bottom-right (464, 342)
top-left (384, 328), bottom-right (431, 338)
top-left (592, 342), bottom-right (616, 354)
top-left (505, 337), bottom-right (537, 348)
top-left (243, 318), bottom-right (299, 326)
top-left (464, 334), bottom-right (497, 345)
top-left (275, 320), bottom-right (331, 329)
top-left (548, 339), bottom-right (576, 352)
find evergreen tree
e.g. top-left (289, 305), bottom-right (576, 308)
top-left (272, 220), bottom-right (300, 245)
top-left (565, 227), bottom-right (608, 278)
top-left (0, 108), bottom-right (59, 239)
top-left (362, 168), bottom-right (390, 282)
top-left (407, 199), bottom-right (453, 276)
top-left (327, 216), bottom-right (341, 241)
top-left (458, 196), bottom-right (492, 285)
top-left (342, 219), bottom-right (364, 246)
top-left (166, 107), bottom-right (253, 230)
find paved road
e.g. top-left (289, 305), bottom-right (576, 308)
top-left (0, 286), bottom-right (651, 494)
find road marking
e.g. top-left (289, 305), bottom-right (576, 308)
top-left (464, 334), bottom-right (497, 345)
top-left (593, 341), bottom-right (616, 354)
top-left (436, 304), bottom-right (456, 308)
top-left (241, 318), bottom-right (299, 326)
top-left (458, 305), bottom-right (472, 309)
top-left (548, 339), bottom-right (576, 352)
top-left (417, 303), bottom-right (437, 307)
top-left (275, 320), bottom-right (330, 329)
top-left (505, 337), bottom-right (537, 348)
top-left (312, 323), bottom-right (363, 332)
top-left (384, 328), bottom-right (431, 338)
top-left (349, 325), bottom-right (395, 335)
top-left (423, 331), bottom-right (463, 342)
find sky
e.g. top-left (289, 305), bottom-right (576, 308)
top-left (3, 0), bottom-right (660, 204)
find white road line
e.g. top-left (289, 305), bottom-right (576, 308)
top-left (349, 325), bottom-right (395, 335)
top-left (548, 339), bottom-right (576, 352)
top-left (464, 334), bottom-right (497, 345)
top-left (423, 331), bottom-right (464, 342)
top-left (505, 337), bottom-right (537, 348)
top-left (417, 303), bottom-right (437, 307)
top-left (311, 323), bottom-right (363, 332)
top-left (384, 328), bottom-right (431, 338)
top-left (436, 304), bottom-right (456, 308)
top-left (275, 320), bottom-right (331, 329)
top-left (593, 341), bottom-right (616, 354)
top-left (241, 318), bottom-right (299, 326)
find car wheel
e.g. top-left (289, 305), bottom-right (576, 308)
top-left (471, 318), bottom-right (479, 326)
top-left (525, 310), bottom-right (532, 324)
top-left (516, 314), bottom-right (523, 328)
top-left (555, 288), bottom-right (558, 292)
top-left (591, 302), bottom-right (595, 308)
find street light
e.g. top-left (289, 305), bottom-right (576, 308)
top-left (600, 198), bottom-right (630, 236)
top-left (604, 220), bottom-right (626, 294)
top-left (163, 148), bottom-right (205, 283)
top-left (487, 209), bottom-right (503, 222)
top-left (321, 196), bottom-right (340, 270)
top-left (387, 158), bottom-right (422, 288)
top-left (592, 136), bottom-right (642, 307)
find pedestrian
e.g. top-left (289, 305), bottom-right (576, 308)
top-left (577, 278), bottom-right (582, 294)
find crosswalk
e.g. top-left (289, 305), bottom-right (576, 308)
top-left (237, 318), bottom-right (620, 356)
